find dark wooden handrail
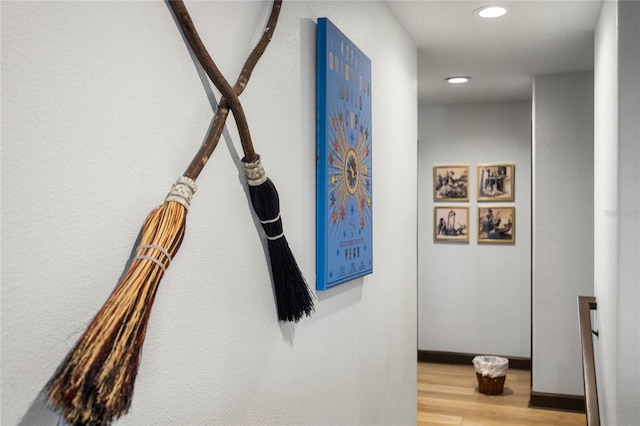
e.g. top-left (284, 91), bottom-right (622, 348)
top-left (578, 296), bottom-right (600, 426)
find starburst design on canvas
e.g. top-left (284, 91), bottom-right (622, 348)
top-left (327, 106), bottom-right (372, 238)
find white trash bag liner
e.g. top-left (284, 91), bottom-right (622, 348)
top-left (472, 355), bottom-right (509, 378)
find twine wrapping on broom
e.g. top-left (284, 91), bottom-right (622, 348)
top-left (45, 2), bottom-right (283, 425)
top-left (169, 0), bottom-right (315, 323)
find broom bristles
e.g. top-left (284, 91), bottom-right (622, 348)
top-left (47, 177), bottom-right (196, 426)
top-left (267, 236), bottom-right (315, 322)
top-left (244, 158), bottom-right (315, 322)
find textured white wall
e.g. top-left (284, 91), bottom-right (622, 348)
top-left (1, 2), bottom-right (418, 425)
top-left (594, 1), bottom-right (619, 421)
top-left (532, 72), bottom-right (594, 396)
top-left (418, 102), bottom-right (531, 358)
top-left (594, 1), bottom-right (640, 424)
top-left (615, 2), bottom-right (640, 424)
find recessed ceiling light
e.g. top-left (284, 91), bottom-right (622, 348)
top-left (475, 6), bottom-right (508, 18)
top-left (446, 77), bottom-right (470, 84)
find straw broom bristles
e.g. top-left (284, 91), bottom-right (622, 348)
top-left (46, 178), bottom-right (196, 426)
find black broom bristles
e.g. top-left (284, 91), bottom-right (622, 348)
top-left (244, 157), bottom-right (315, 322)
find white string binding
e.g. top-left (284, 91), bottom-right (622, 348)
top-left (137, 244), bottom-right (173, 263)
top-left (133, 244), bottom-right (173, 272)
top-left (260, 213), bottom-right (281, 224)
top-left (266, 232), bottom-right (284, 241)
top-left (134, 255), bottom-right (168, 272)
top-left (243, 157), bottom-right (268, 186)
top-left (165, 176), bottom-right (198, 210)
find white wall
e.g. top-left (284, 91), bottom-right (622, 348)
top-left (532, 71), bottom-right (594, 397)
top-left (615, 2), bottom-right (640, 424)
top-left (418, 102), bottom-right (531, 358)
top-left (594, 0), bottom-right (640, 424)
top-left (594, 1), bottom-right (619, 420)
top-left (1, 2), bottom-right (418, 425)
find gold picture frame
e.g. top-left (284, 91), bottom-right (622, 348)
top-left (434, 165), bottom-right (469, 201)
top-left (434, 206), bottom-right (469, 242)
top-left (478, 206), bottom-right (515, 243)
top-left (477, 164), bottom-right (514, 202)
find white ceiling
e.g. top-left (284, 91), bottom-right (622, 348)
top-left (384, 0), bottom-right (603, 106)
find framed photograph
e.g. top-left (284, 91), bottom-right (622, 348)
top-left (478, 206), bottom-right (515, 243)
top-left (433, 165), bottom-right (469, 201)
top-left (477, 164), bottom-right (514, 201)
top-left (434, 206), bottom-right (469, 242)
top-left (316, 18), bottom-right (373, 291)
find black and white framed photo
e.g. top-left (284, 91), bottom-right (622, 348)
top-left (435, 206), bottom-right (469, 242)
top-left (477, 164), bottom-right (514, 201)
top-left (478, 206), bottom-right (515, 243)
top-left (434, 165), bottom-right (469, 201)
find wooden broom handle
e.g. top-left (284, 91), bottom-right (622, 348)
top-left (170, 0), bottom-right (279, 172)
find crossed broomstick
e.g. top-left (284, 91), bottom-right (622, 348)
top-left (46, 1), bottom-right (314, 425)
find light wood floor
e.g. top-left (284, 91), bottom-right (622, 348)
top-left (418, 362), bottom-right (586, 426)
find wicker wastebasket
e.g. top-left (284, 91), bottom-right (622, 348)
top-left (472, 356), bottom-right (509, 395)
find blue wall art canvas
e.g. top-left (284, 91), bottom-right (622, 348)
top-left (316, 18), bottom-right (373, 291)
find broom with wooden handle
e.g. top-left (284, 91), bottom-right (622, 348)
top-left (45, 3), bottom-right (282, 425)
top-left (169, 0), bottom-right (315, 323)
